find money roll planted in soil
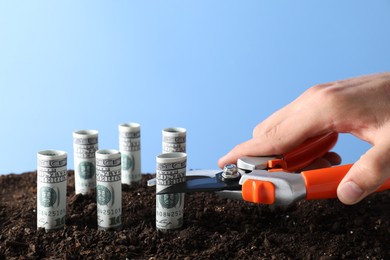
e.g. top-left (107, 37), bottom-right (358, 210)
top-left (162, 127), bottom-right (186, 153)
top-left (37, 150), bottom-right (68, 231)
top-left (118, 123), bottom-right (141, 185)
top-left (73, 130), bottom-right (98, 194)
top-left (95, 149), bottom-right (122, 230)
top-left (155, 152), bottom-right (186, 231)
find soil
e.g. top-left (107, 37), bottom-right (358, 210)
top-left (0, 171), bottom-right (389, 259)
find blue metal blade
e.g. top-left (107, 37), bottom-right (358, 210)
top-left (156, 172), bottom-right (241, 194)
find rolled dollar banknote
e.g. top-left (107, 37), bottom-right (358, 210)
top-left (73, 130), bottom-right (98, 194)
top-left (118, 123), bottom-right (141, 185)
top-left (162, 127), bottom-right (186, 153)
top-left (155, 152), bottom-right (186, 231)
top-left (95, 149), bottom-right (122, 230)
top-left (37, 150), bottom-right (67, 231)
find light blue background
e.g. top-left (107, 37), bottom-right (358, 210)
top-left (1, 1), bottom-right (389, 174)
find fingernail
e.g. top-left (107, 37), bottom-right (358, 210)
top-left (339, 181), bottom-right (364, 204)
top-left (217, 156), bottom-right (227, 167)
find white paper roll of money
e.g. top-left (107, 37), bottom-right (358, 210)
top-left (37, 150), bottom-right (67, 231)
top-left (155, 152), bottom-right (186, 231)
top-left (118, 123), bottom-right (141, 185)
top-left (95, 149), bottom-right (122, 230)
top-left (162, 127), bottom-right (186, 153)
top-left (73, 130), bottom-right (98, 194)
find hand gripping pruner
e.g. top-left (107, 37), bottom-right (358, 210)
top-left (155, 133), bottom-right (390, 206)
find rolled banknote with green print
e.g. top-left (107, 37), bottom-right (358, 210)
top-left (118, 123), bottom-right (141, 185)
top-left (162, 127), bottom-right (186, 153)
top-left (155, 152), bottom-right (186, 231)
top-left (95, 149), bottom-right (122, 230)
top-left (37, 150), bottom-right (67, 231)
top-left (73, 130), bottom-right (98, 194)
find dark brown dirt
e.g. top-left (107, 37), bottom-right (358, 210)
top-left (0, 171), bottom-right (389, 259)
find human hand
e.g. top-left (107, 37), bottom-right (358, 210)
top-left (218, 72), bottom-right (390, 205)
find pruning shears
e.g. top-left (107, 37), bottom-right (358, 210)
top-left (154, 132), bottom-right (390, 206)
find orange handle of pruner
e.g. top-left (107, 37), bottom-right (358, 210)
top-left (268, 132), bottom-right (338, 172)
top-left (301, 164), bottom-right (390, 200)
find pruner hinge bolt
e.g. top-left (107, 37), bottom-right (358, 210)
top-left (222, 164), bottom-right (240, 179)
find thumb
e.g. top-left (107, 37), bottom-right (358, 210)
top-left (337, 141), bottom-right (390, 205)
